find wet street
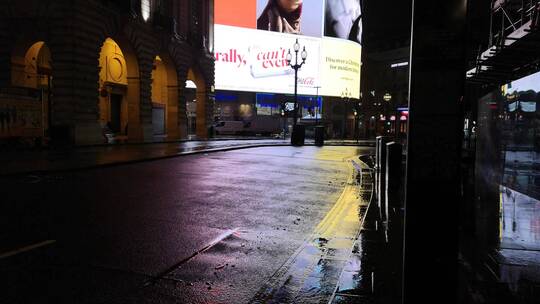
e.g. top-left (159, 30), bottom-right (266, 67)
top-left (1, 145), bottom-right (374, 304)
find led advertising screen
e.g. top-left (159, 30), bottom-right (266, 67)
top-left (214, 0), bottom-right (362, 98)
top-left (319, 37), bottom-right (361, 98)
top-left (215, 0), bottom-right (362, 42)
top-left (214, 25), bottom-right (321, 96)
top-left (325, 0), bottom-right (362, 44)
top-left (215, 0), bottom-right (257, 29)
top-left (256, 0), bottom-right (324, 37)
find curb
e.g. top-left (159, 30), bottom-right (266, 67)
top-left (0, 143), bottom-right (290, 177)
top-left (1, 143), bottom-right (375, 178)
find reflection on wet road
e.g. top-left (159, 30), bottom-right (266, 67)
top-left (1, 146), bottom-right (373, 304)
top-left (497, 186), bottom-right (540, 297)
top-left (251, 158), bottom-right (373, 304)
top-left (500, 186), bottom-right (540, 250)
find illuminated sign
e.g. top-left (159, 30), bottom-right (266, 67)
top-left (215, 25), bottom-right (320, 95)
top-left (319, 38), bottom-right (361, 99)
top-left (214, 25), bottom-right (361, 98)
top-left (257, 0), bottom-right (324, 37)
top-left (285, 102), bottom-right (295, 112)
top-left (214, 1), bottom-right (362, 98)
top-left (215, 0), bottom-right (362, 44)
top-left (391, 62), bottom-right (409, 68)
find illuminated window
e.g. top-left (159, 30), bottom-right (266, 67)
top-left (141, 0), bottom-right (151, 21)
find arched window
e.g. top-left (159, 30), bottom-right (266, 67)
top-left (141, 0), bottom-right (151, 21)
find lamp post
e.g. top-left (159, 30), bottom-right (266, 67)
top-left (383, 93), bottom-right (392, 135)
top-left (341, 88), bottom-right (351, 139)
top-left (314, 85), bottom-right (321, 126)
top-left (286, 38), bottom-right (307, 140)
top-left (353, 107), bottom-right (358, 143)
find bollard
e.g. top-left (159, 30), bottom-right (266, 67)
top-left (291, 125), bottom-right (305, 146)
top-left (374, 136), bottom-right (382, 201)
top-left (385, 142), bottom-right (402, 223)
top-left (375, 136), bottom-right (382, 170)
top-left (315, 125), bottom-right (325, 146)
top-left (377, 136), bottom-right (390, 217)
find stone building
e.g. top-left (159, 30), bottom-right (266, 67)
top-left (0, 0), bottom-right (215, 145)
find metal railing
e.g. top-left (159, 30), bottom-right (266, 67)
top-left (490, 0), bottom-right (540, 48)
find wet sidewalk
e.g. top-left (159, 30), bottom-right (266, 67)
top-left (0, 138), bottom-right (374, 176)
top-left (246, 157), bottom-right (400, 304)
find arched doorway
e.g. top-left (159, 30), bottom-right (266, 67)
top-left (7, 41), bottom-right (52, 139)
top-left (151, 55), bottom-right (179, 138)
top-left (98, 37), bottom-right (139, 142)
top-left (185, 79), bottom-right (197, 137)
top-left (186, 66), bottom-right (209, 139)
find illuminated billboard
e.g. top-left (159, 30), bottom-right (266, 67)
top-left (214, 25), bottom-right (320, 96)
top-left (215, 0), bottom-right (362, 42)
top-left (319, 37), bottom-right (361, 98)
top-left (256, 0), bottom-right (324, 37)
top-left (214, 0), bottom-right (362, 98)
top-left (325, 0), bottom-right (362, 44)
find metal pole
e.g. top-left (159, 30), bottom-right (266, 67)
top-left (315, 86), bottom-right (320, 126)
top-left (293, 51), bottom-right (298, 128)
top-left (47, 74), bottom-right (52, 137)
top-left (356, 114), bottom-right (358, 143)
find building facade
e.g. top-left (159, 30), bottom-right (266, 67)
top-left (361, 45), bottom-right (409, 141)
top-left (0, 0), bottom-right (215, 145)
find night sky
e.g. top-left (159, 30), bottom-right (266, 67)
top-left (362, 0), bottom-right (413, 50)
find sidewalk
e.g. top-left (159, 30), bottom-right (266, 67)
top-left (0, 138), bottom-right (375, 176)
top-left (0, 139), bottom-right (289, 176)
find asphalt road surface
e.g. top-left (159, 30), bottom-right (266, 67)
top-left (1, 145), bottom-right (373, 304)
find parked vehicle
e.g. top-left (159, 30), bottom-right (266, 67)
top-left (242, 116), bottom-right (281, 136)
top-left (214, 121), bottom-right (244, 135)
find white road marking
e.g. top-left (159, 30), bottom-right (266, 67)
top-left (0, 240), bottom-right (56, 259)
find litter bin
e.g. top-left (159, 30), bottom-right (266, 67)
top-left (291, 125), bottom-right (305, 146)
top-left (315, 125), bottom-right (325, 146)
top-left (50, 125), bottom-right (72, 147)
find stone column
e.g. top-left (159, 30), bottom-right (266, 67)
top-left (195, 89), bottom-right (208, 139)
top-left (49, 7), bottom-right (103, 145)
top-left (166, 84), bottom-right (180, 139)
top-left (0, 14), bottom-right (9, 88)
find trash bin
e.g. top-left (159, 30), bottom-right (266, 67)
top-left (50, 125), bottom-right (72, 147)
top-left (291, 125), bottom-right (305, 146)
top-left (315, 125), bottom-right (324, 146)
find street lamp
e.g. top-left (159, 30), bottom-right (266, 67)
top-left (353, 108), bottom-right (358, 143)
top-left (341, 88), bottom-right (352, 139)
top-left (286, 38), bottom-right (307, 136)
top-left (314, 85), bottom-right (321, 126)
